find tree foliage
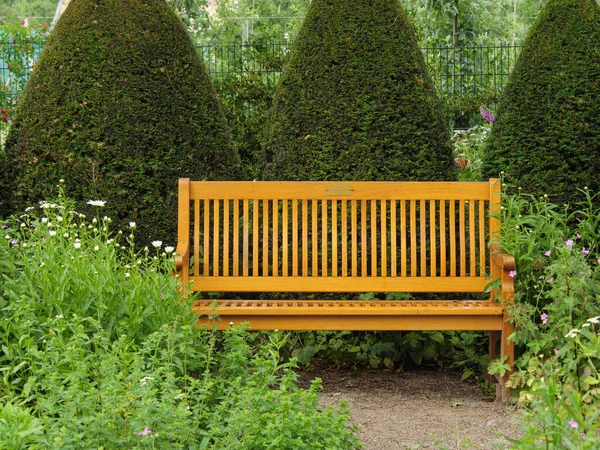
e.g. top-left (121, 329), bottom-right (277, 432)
top-left (482, 0), bottom-right (600, 205)
top-left (0, 0), bottom-right (240, 244)
top-left (263, 0), bottom-right (455, 182)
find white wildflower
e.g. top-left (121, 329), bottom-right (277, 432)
top-left (87, 200), bottom-right (106, 207)
top-left (49, 230), bottom-right (57, 236)
top-left (165, 246), bottom-right (175, 253)
top-left (63, 233), bottom-right (69, 238)
top-left (129, 222), bottom-right (136, 228)
top-left (94, 245), bottom-right (99, 251)
top-left (73, 242), bottom-right (81, 249)
top-left (151, 240), bottom-right (162, 248)
top-left (125, 272), bottom-right (131, 278)
top-left (56, 216), bottom-right (63, 222)
top-left (41, 218), bottom-right (48, 224)
top-left (20, 223), bottom-right (26, 228)
top-left (588, 316), bottom-right (600, 324)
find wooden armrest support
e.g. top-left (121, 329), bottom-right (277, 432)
top-left (175, 242), bottom-right (190, 272)
top-left (491, 251), bottom-right (516, 304)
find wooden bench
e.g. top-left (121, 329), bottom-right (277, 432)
top-left (175, 178), bottom-right (515, 399)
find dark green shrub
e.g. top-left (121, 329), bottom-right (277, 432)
top-left (482, 0), bottom-right (600, 206)
top-left (0, 0), bottom-right (240, 244)
top-left (263, 0), bottom-right (455, 181)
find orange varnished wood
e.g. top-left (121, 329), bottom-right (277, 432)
top-left (381, 201), bottom-right (387, 277)
top-left (224, 200), bottom-right (229, 277)
top-left (243, 199), bottom-right (249, 277)
top-left (430, 200), bottom-right (436, 277)
top-left (203, 199), bottom-right (210, 276)
top-left (263, 200), bottom-right (269, 276)
top-left (176, 178), bottom-right (514, 399)
top-left (342, 200), bottom-right (348, 276)
top-left (189, 181), bottom-right (491, 200)
top-left (371, 200), bottom-right (377, 276)
top-left (292, 200), bottom-right (298, 276)
top-left (253, 199), bottom-right (259, 276)
top-left (410, 200), bottom-right (416, 277)
top-left (332, 200), bottom-right (338, 276)
top-left (233, 200), bottom-right (239, 276)
top-left (273, 200), bottom-right (278, 277)
top-left (302, 200), bottom-right (308, 276)
top-left (459, 200), bottom-right (466, 277)
top-left (469, 200), bottom-right (476, 277)
top-left (213, 200), bottom-right (219, 277)
top-left (351, 200), bottom-right (357, 277)
top-left (188, 276), bottom-right (488, 293)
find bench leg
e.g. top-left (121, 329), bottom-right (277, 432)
top-left (497, 313), bottom-right (514, 402)
top-left (487, 330), bottom-right (500, 385)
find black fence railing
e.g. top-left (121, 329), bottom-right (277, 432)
top-left (1, 40), bottom-right (522, 150)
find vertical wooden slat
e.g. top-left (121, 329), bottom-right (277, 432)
top-left (213, 200), bottom-right (219, 277)
top-left (489, 179), bottom-right (502, 300)
top-left (233, 200), bottom-right (240, 276)
top-left (312, 200), bottom-right (318, 276)
top-left (302, 200), bottom-right (308, 276)
top-left (243, 199), bottom-right (249, 277)
top-left (391, 200), bottom-right (397, 277)
top-left (450, 200), bottom-right (456, 277)
top-left (283, 200), bottom-right (288, 277)
top-left (263, 200), bottom-right (269, 276)
top-left (204, 199), bottom-right (210, 276)
top-left (332, 200), bottom-right (338, 277)
top-left (273, 200), bottom-right (278, 277)
top-left (371, 200), bottom-right (377, 276)
top-left (410, 200), bottom-right (417, 276)
top-left (381, 201), bottom-right (387, 277)
top-left (352, 200), bottom-right (358, 277)
top-left (479, 200), bottom-right (486, 277)
top-left (322, 200), bottom-right (328, 276)
top-left (293, 200), bottom-right (299, 276)
top-left (223, 201), bottom-right (229, 277)
top-left (430, 200), bottom-right (436, 277)
top-left (469, 200), bottom-right (476, 277)
top-left (440, 200), bottom-right (446, 277)
top-left (253, 199), bottom-right (259, 276)
top-left (361, 200), bottom-right (367, 276)
top-left (342, 200), bottom-right (348, 276)
top-left (194, 199), bottom-right (200, 277)
top-left (401, 200), bottom-right (407, 277)
top-left (420, 200), bottom-right (426, 277)
top-left (459, 200), bottom-right (466, 277)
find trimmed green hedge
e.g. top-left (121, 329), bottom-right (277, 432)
top-left (0, 0), bottom-right (240, 244)
top-left (482, 0), bottom-right (600, 205)
top-left (262, 0), bottom-right (455, 182)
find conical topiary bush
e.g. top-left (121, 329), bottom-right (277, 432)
top-left (262, 0), bottom-right (455, 182)
top-left (0, 0), bottom-right (240, 244)
top-left (482, 0), bottom-right (600, 205)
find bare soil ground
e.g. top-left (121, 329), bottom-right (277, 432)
top-left (298, 362), bottom-right (523, 450)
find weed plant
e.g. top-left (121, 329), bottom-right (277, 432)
top-left (492, 182), bottom-right (600, 447)
top-left (0, 184), bottom-right (360, 449)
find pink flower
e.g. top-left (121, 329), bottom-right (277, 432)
top-left (582, 247), bottom-right (589, 255)
top-left (138, 427), bottom-right (152, 436)
top-left (576, 232), bottom-right (581, 240)
top-left (554, 348), bottom-right (559, 355)
top-left (486, 419), bottom-right (496, 427)
top-left (541, 313), bottom-right (548, 325)
top-left (480, 107), bottom-right (495, 124)
top-left (508, 270), bottom-right (517, 278)
top-left (565, 239), bottom-right (574, 249)
top-left (545, 250), bottom-right (552, 256)
top-left (548, 277), bottom-right (554, 283)
top-left (569, 420), bottom-right (578, 429)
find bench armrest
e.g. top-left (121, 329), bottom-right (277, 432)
top-left (491, 249), bottom-right (515, 304)
top-left (175, 242), bottom-right (190, 273)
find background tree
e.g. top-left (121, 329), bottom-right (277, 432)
top-left (482, 0), bottom-right (600, 206)
top-left (263, 0), bottom-right (455, 182)
top-left (0, 0), bottom-right (240, 244)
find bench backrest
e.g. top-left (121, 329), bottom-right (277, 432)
top-left (178, 179), bottom-right (501, 293)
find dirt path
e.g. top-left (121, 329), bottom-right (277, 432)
top-left (299, 366), bottom-right (523, 449)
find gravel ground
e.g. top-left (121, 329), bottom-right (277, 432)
top-left (298, 364), bottom-right (523, 450)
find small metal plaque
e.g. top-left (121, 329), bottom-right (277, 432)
top-left (326, 185), bottom-right (353, 196)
